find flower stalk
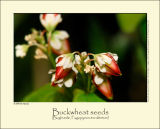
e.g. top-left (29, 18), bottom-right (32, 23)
top-left (87, 74), bottom-right (92, 93)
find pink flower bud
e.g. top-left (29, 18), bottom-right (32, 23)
top-left (55, 66), bottom-right (71, 80)
top-left (50, 39), bottom-right (71, 55)
top-left (51, 71), bottom-right (76, 88)
top-left (51, 53), bottom-right (79, 88)
top-left (49, 31), bottom-right (71, 55)
top-left (95, 52), bottom-right (122, 76)
top-left (96, 79), bottom-right (113, 100)
top-left (92, 72), bottom-right (113, 100)
top-left (40, 14), bottom-right (62, 32)
top-left (55, 57), bottom-right (71, 80)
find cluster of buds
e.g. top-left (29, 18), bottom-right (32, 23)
top-left (92, 53), bottom-right (121, 100)
top-left (15, 13), bottom-right (70, 60)
top-left (15, 13), bottom-right (122, 101)
top-left (40, 14), bottom-right (70, 55)
top-left (50, 51), bottom-right (122, 100)
top-left (50, 52), bottom-right (89, 87)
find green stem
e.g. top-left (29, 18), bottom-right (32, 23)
top-left (46, 31), bottom-right (56, 68)
top-left (48, 54), bottom-right (56, 68)
top-left (79, 71), bottom-right (92, 94)
top-left (47, 45), bottom-right (56, 68)
top-left (79, 71), bottom-right (86, 91)
top-left (87, 74), bottom-right (91, 93)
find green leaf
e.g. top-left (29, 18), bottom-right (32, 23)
top-left (116, 14), bottom-right (146, 33)
top-left (73, 89), bottom-right (106, 102)
top-left (22, 84), bottom-right (68, 102)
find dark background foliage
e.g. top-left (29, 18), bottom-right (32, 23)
top-left (14, 13), bottom-right (147, 102)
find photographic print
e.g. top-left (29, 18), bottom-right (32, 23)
top-left (14, 13), bottom-right (147, 102)
top-left (1, 1), bottom-right (159, 128)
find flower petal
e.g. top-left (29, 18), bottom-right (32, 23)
top-left (95, 62), bottom-right (107, 73)
top-left (64, 77), bottom-right (73, 88)
top-left (54, 30), bottom-right (69, 39)
top-left (51, 74), bottom-right (55, 82)
top-left (94, 74), bottom-right (104, 85)
top-left (96, 56), bottom-right (105, 66)
top-left (57, 39), bottom-right (71, 55)
top-left (75, 55), bottom-right (81, 64)
top-left (57, 83), bottom-right (63, 87)
top-left (63, 57), bottom-right (73, 69)
top-left (55, 66), bottom-right (71, 80)
top-left (55, 78), bottom-right (64, 83)
top-left (81, 51), bottom-right (87, 57)
top-left (56, 56), bottom-right (64, 63)
top-left (50, 39), bottom-right (62, 50)
top-left (72, 64), bottom-right (78, 74)
top-left (56, 57), bottom-right (66, 67)
top-left (101, 54), bottom-right (112, 64)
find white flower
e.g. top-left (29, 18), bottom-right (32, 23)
top-left (50, 38), bottom-right (62, 50)
top-left (24, 34), bottom-right (32, 41)
top-left (92, 71), bottom-right (105, 85)
top-left (15, 44), bottom-right (29, 58)
top-left (84, 56), bottom-right (90, 63)
top-left (108, 52), bottom-right (118, 61)
top-left (40, 14), bottom-right (62, 31)
top-left (34, 48), bottom-right (48, 60)
top-left (54, 30), bottom-right (69, 39)
top-left (84, 65), bottom-right (95, 73)
top-left (74, 55), bottom-right (81, 64)
top-left (94, 74), bottom-right (104, 85)
top-left (56, 53), bottom-right (81, 72)
top-left (95, 62), bottom-right (107, 73)
top-left (51, 73), bottom-right (74, 88)
top-left (50, 30), bottom-right (69, 50)
top-left (56, 54), bottom-right (79, 72)
top-left (70, 55), bottom-right (80, 74)
top-left (94, 53), bottom-right (112, 73)
top-left (64, 78), bottom-right (73, 88)
top-left (24, 29), bottom-right (39, 45)
top-left (81, 51), bottom-right (87, 57)
top-left (80, 51), bottom-right (90, 63)
top-left (51, 74), bottom-right (63, 87)
top-left (94, 52), bottom-right (121, 76)
top-left (55, 53), bottom-right (80, 83)
top-left (96, 53), bottom-right (112, 66)
top-left (56, 54), bottom-right (73, 69)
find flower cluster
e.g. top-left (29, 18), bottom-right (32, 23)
top-left (15, 13), bottom-right (122, 101)
top-left (50, 52), bottom-right (89, 87)
top-left (15, 14), bottom-right (70, 60)
top-left (50, 52), bottom-right (122, 100)
top-left (92, 53), bottom-right (121, 99)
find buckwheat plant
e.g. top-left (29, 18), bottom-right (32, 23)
top-left (15, 14), bottom-right (70, 67)
top-left (15, 14), bottom-right (122, 101)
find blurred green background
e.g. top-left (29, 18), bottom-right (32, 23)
top-left (14, 13), bottom-right (147, 102)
